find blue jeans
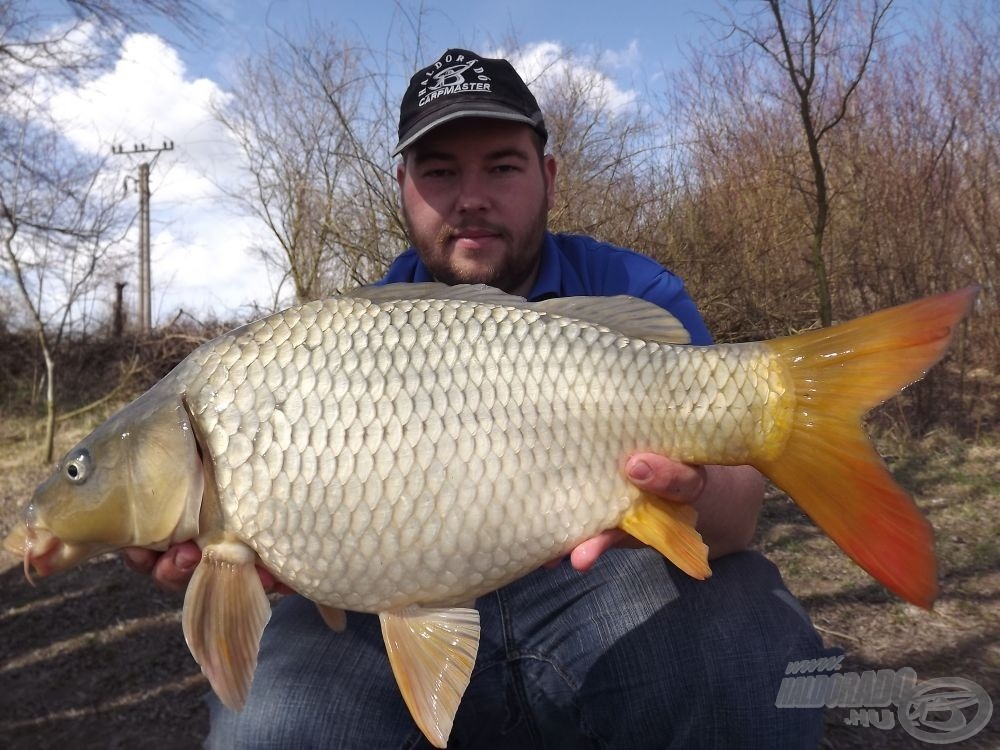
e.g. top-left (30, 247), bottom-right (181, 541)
top-left (207, 549), bottom-right (833, 748)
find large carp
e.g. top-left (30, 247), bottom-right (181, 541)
top-left (4, 283), bottom-right (978, 747)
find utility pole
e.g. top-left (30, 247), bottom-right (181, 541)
top-left (113, 281), bottom-right (127, 338)
top-left (112, 140), bottom-right (174, 333)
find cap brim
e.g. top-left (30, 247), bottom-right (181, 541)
top-left (392, 106), bottom-right (542, 157)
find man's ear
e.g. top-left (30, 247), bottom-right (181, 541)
top-left (396, 160), bottom-right (406, 190)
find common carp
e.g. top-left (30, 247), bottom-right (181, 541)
top-left (3, 282), bottom-right (978, 747)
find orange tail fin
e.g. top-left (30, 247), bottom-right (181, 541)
top-left (756, 286), bottom-right (979, 608)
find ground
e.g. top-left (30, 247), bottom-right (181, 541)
top-left (1, 407), bottom-right (997, 748)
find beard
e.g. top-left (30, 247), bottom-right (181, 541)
top-left (401, 199), bottom-right (549, 295)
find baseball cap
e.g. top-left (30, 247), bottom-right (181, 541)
top-left (393, 48), bottom-right (548, 156)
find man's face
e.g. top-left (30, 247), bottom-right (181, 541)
top-left (397, 118), bottom-right (557, 297)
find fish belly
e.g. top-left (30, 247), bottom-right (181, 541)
top-left (181, 297), bottom-right (783, 612)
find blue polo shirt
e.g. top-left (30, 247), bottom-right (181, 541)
top-left (377, 232), bottom-right (713, 345)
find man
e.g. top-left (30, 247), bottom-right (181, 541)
top-left (126, 49), bottom-right (832, 747)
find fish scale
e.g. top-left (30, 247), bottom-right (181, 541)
top-left (175, 295), bottom-right (778, 612)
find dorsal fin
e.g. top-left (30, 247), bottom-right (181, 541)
top-left (348, 283), bottom-right (690, 344)
top-left (534, 296), bottom-right (691, 344)
top-left (347, 282), bottom-right (527, 307)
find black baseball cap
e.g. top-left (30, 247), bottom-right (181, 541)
top-left (393, 48), bottom-right (548, 156)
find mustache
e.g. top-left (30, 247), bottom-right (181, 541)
top-left (435, 221), bottom-right (510, 246)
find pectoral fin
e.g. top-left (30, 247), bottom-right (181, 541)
top-left (182, 537), bottom-right (272, 710)
top-left (379, 605), bottom-right (480, 748)
top-left (619, 491), bottom-right (711, 579)
top-left (316, 603), bottom-right (347, 632)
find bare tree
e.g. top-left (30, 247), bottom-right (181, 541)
top-left (215, 33), bottom-right (361, 302)
top-left (1, 0), bottom-right (207, 91)
top-left (655, 41), bottom-right (817, 339)
top-left (729, 0), bottom-right (893, 326)
top-left (530, 49), bottom-right (669, 254)
top-left (214, 28), bottom-right (407, 304)
top-left (1, 114), bottom-right (130, 460)
top-left (653, 0), bottom-right (995, 430)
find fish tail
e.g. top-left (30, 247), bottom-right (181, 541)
top-left (755, 286), bottom-right (979, 609)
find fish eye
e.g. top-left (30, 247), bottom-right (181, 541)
top-left (64, 450), bottom-right (93, 484)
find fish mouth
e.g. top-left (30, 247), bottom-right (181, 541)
top-left (4, 524), bottom-right (66, 583)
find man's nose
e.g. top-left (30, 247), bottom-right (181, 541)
top-left (456, 173), bottom-right (489, 212)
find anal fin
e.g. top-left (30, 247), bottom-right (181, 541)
top-left (619, 491), bottom-right (712, 579)
top-left (379, 605), bottom-right (480, 748)
top-left (182, 536), bottom-right (272, 710)
top-left (316, 603), bottom-right (347, 632)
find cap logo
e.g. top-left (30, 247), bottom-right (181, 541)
top-left (418, 53), bottom-right (492, 107)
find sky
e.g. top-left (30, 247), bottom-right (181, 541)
top-left (179, 0), bottom-right (712, 82)
top-left (26, 0), bottom-right (720, 325)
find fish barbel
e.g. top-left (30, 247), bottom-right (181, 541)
top-left (3, 282), bottom-right (978, 747)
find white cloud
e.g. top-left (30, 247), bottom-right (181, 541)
top-left (509, 41), bottom-right (639, 115)
top-left (148, 221), bottom-right (275, 323)
top-left (40, 32), bottom-right (275, 324)
top-left (604, 39), bottom-right (641, 71)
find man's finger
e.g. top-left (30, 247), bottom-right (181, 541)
top-left (569, 529), bottom-right (629, 572)
top-left (626, 454), bottom-right (707, 504)
top-left (121, 547), bottom-right (159, 576)
top-left (151, 542), bottom-right (201, 594)
top-left (256, 565), bottom-right (295, 596)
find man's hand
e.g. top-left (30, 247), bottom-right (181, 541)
top-left (122, 543), bottom-right (201, 594)
top-left (556, 453), bottom-right (764, 572)
top-left (121, 543), bottom-right (294, 595)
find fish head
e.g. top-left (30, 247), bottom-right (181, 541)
top-left (3, 381), bottom-right (205, 579)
